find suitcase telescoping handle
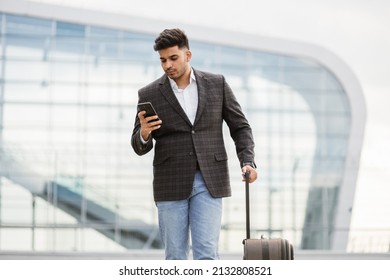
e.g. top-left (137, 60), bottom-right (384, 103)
top-left (245, 171), bottom-right (251, 239)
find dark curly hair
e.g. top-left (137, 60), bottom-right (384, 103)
top-left (153, 28), bottom-right (190, 51)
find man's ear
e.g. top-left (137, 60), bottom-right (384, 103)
top-left (186, 50), bottom-right (192, 62)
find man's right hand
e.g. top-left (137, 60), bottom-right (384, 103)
top-left (138, 111), bottom-right (162, 141)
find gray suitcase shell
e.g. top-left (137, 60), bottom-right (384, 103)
top-left (242, 172), bottom-right (294, 260)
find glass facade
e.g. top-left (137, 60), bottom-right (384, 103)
top-left (0, 12), bottom-right (354, 252)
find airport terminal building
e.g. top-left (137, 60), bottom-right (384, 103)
top-left (0, 0), bottom-right (366, 253)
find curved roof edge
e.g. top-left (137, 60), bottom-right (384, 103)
top-left (1, 0), bottom-right (366, 250)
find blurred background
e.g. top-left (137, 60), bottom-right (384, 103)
top-left (0, 0), bottom-right (389, 256)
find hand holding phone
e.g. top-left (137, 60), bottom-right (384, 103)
top-left (137, 102), bottom-right (160, 121)
top-left (137, 102), bottom-right (161, 141)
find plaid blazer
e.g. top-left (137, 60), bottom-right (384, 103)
top-left (131, 69), bottom-right (255, 201)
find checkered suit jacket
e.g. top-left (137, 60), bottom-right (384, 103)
top-left (131, 69), bottom-right (255, 201)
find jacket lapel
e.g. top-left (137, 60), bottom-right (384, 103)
top-left (158, 75), bottom-right (192, 126)
top-left (193, 70), bottom-right (208, 126)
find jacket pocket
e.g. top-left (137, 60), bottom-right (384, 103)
top-left (214, 152), bottom-right (228, 162)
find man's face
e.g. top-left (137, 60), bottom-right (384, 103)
top-left (159, 46), bottom-right (191, 81)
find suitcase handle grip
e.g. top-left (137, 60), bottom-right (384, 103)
top-left (245, 171), bottom-right (251, 239)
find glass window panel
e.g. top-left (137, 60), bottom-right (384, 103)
top-left (46, 129), bottom-right (84, 147)
top-left (0, 229), bottom-right (32, 250)
top-left (291, 132), bottom-right (317, 155)
top-left (324, 92), bottom-right (350, 113)
top-left (50, 105), bottom-right (80, 127)
top-left (252, 51), bottom-right (281, 67)
top-left (86, 106), bottom-right (120, 127)
top-left (85, 84), bottom-right (110, 103)
top-left (6, 45), bottom-right (45, 59)
top-left (119, 64), bottom-right (155, 88)
top-left (51, 61), bottom-right (82, 83)
top-left (4, 104), bottom-right (50, 126)
top-left (122, 35), bottom-right (154, 62)
top-left (316, 114), bottom-right (350, 135)
top-left (51, 84), bottom-right (80, 103)
top-left (81, 228), bottom-right (127, 251)
top-left (4, 127), bottom-right (49, 143)
top-left (218, 45), bottom-right (246, 61)
top-left (48, 48), bottom-right (84, 61)
top-left (56, 21), bottom-right (85, 37)
top-left (5, 60), bottom-right (49, 81)
top-left (289, 111), bottom-right (316, 133)
top-left (6, 14), bottom-right (52, 35)
top-left (323, 71), bottom-right (344, 91)
top-left (5, 33), bottom-right (50, 50)
top-left (283, 56), bottom-right (320, 68)
top-left (34, 197), bottom-right (78, 224)
top-left (1, 181), bottom-right (32, 223)
top-left (191, 42), bottom-right (218, 69)
top-left (4, 83), bottom-right (50, 102)
top-left (283, 68), bottom-right (326, 90)
top-left (90, 26), bottom-right (120, 39)
top-left (118, 87), bottom-right (139, 106)
top-left (54, 34), bottom-right (85, 53)
top-left (82, 130), bottom-right (114, 145)
top-left (86, 61), bottom-right (121, 83)
top-left (89, 26), bottom-right (120, 58)
top-left (5, 15), bottom-right (52, 50)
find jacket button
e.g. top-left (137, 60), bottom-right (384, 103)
top-left (189, 152), bottom-right (194, 156)
top-left (191, 130), bottom-right (195, 134)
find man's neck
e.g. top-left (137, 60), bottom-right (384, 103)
top-left (174, 67), bottom-right (191, 89)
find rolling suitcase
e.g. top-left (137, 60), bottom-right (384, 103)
top-left (242, 172), bottom-right (294, 260)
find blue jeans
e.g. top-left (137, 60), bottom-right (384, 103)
top-left (156, 171), bottom-right (222, 260)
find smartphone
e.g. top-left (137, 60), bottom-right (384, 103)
top-left (137, 102), bottom-right (160, 120)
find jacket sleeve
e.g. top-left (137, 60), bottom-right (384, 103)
top-left (221, 75), bottom-right (256, 165)
top-left (131, 110), bottom-right (154, 156)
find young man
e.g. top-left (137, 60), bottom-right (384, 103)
top-left (131, 28), bottom-right (257, 259)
